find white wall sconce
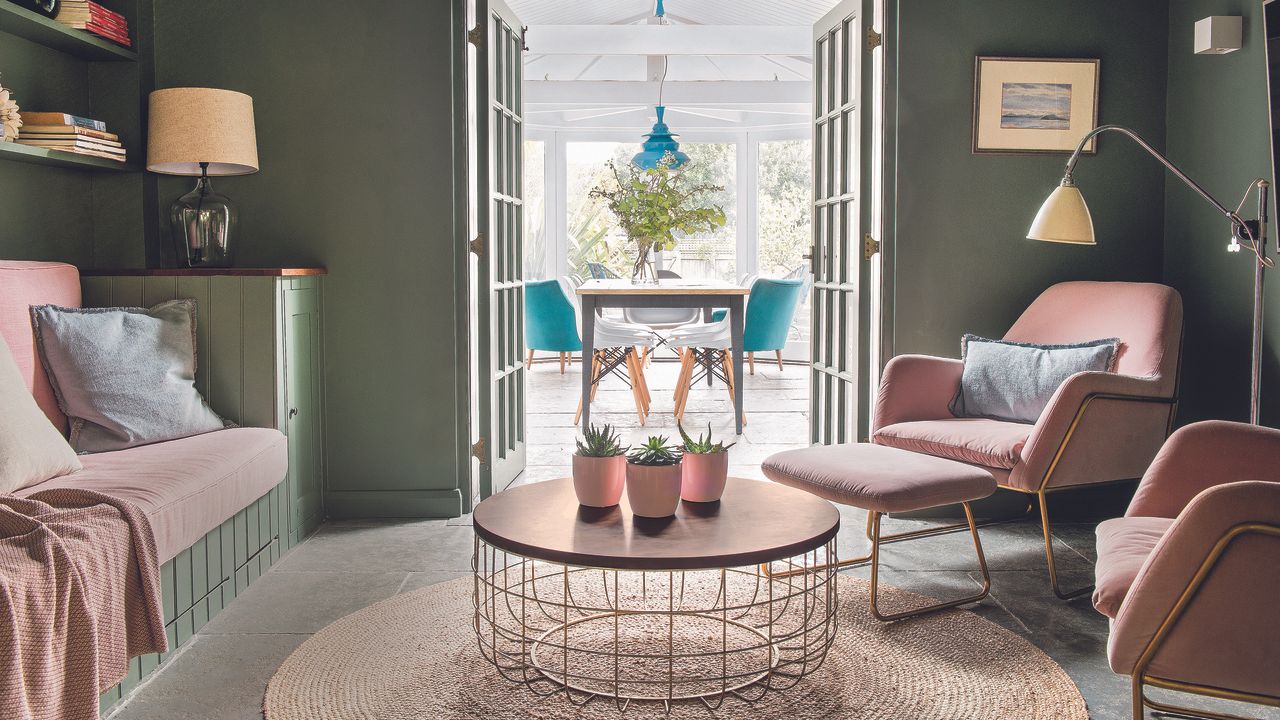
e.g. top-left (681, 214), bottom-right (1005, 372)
top-left (1194, 16), bottom-right (1243, 55)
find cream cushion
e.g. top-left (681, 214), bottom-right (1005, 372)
top-left (0, 332), bottom-right (81, 492)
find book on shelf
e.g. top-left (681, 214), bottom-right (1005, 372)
top-left (18, 131), bottom-right (122, 147)
top-left (12, 141), bottom-right (127, 162)
top-left (17, 125), bottom-right (119, 142)
top-left (18, 113), bottom-right (107, 132)
top-left (54, 0), bottom-right (132, 47)
top-left (17, 137), bottom-right (125, 154)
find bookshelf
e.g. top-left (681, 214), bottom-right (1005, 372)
top-left (0, 2), bottom-right (136, 61)
top-left (0, 139), bottom-right (133, 170)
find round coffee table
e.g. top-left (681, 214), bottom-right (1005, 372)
top-left (472, 477), bottom-right (840, 710)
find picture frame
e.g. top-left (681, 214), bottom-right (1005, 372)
top-left (972, 56), bottom-right (1100, 155)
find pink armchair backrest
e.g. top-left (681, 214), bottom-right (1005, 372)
top-left (0, 261), bottom-right (81, 434)
top-left (1128, 420), bottom-right (1280, 519)
top-left (1004, 281), bottom-right (1183, 394)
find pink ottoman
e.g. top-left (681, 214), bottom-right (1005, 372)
top-left (762, 443), bottom-right (996, 621)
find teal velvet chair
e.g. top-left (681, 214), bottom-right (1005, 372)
top-left (709, 276), bottom-right (806, 373)
top-left (524, 279), bottom-right (582, 373)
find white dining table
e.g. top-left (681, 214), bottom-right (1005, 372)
top-left (576, 279), bottom-right (750, 434)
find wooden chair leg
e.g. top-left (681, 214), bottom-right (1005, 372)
top-left (748, 351), bottom-right (755, 375)
top-left (624, 351), bottom-right (646, 425)
top-left (722, 352), bottom-right (746, 426)
top-left (775, 349), bottom-right (784, 370)
top-left (526, 349), bottom-right (535, 369)
top-left (630, 349), bottom-right (650, 416)
top-left (674, 349), bottom-right (694, 421)
top-left (559, 352), bottom-right (566, 374)
top-left (590, 352), bottom-right (601, 401)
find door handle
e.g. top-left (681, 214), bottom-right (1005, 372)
top-left (289, 408), bottom-right (299, 419)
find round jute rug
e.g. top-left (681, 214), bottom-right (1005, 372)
top-left (264, 575), bottom-right (1088, 720)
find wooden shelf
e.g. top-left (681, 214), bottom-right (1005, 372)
top-left (85, 268), bottom-right (329, 277)
top-left (0, 141), bottom-right (134, 171)
top-left (0, 3), bottom-right (136, 61)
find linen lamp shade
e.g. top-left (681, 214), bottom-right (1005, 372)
top-left (1027, 183), bottom-right (1096, 245)
top-left (147, 88), bottom-right (259, 176)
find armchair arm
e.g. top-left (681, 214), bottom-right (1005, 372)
top-left (1107, 481), bottom-right (1280, 697)
top-left (1126, 420), bottom-right (1280, 519)
top-left (871, 354), bottom-right (963, 433)
top-left (1015, 371), bottom-right (1173, 491)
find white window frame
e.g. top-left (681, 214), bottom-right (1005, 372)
top-left (527, 126), bottom-right (811, 284)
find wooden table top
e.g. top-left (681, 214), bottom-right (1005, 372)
top-left (577, 279), bottom-right (750, 296)
top-left (472, 477), bottom-right (840, 570)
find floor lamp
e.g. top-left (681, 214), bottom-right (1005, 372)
top-left (1028, 124), bottom-right (1274, 425)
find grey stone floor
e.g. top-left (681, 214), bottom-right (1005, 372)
top-left (107, 360), bottom-right (1276, 720)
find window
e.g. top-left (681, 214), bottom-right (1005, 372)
top-left (664, 143), bottom-right (736, 282)
top-left (757, 138), bottom-right (813, 359)
top-left (523, 140), bottom-right (546, 279)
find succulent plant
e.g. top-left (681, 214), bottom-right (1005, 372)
top-left (626, 435), bottom-right (682, 466)
top-left (575, 423), bottom-right (628, 457)
top-left (678, 423), bottom-right (736, 454)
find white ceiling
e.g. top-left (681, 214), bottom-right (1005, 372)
top-left (511, 0), bottom-right (836, 131)
top-left (507, 0), bottom-right (839, 27)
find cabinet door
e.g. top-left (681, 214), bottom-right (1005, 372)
top-left (283, 283), bottom-right (324, 542)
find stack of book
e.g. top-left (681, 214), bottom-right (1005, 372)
top-left (16, 113), bottom-right (126, 163)
top-left (53, 0), bottom-right (132, 48)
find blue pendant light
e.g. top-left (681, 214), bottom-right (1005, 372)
top-left (632, 0), bottom-right (688, 170)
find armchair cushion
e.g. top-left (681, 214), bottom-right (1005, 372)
top-left (873, 418), bottom-right (1030, 469)
top-left (950, 334), bottom-right (1119, 424)
top-left (1092, 516), bottom-right (1174, 619)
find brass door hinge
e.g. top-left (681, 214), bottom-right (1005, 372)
top-left (467, 26), bottom-right (483, 48)
top-left (469, 233), bottom-right (485, 257)
top-left (863, 233), bottom-right (880, 260)
top-left (866, 27), bottom-right (882, 51)
top-left (472, 437), bottom-right (488, 465)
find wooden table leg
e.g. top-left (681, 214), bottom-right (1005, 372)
top-left (729, 296), bottom-right (745, 434)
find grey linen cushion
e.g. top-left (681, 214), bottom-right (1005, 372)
top-left (949, 334), bottom-right (1119, 424)
top-left (31, 299), bottom-right (230, 453)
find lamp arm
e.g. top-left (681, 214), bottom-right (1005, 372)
top-left (1062, 125), bottom-right (1237, 220)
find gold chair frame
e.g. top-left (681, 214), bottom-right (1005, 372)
top-left (1129, 522), bottom-right (1280, 720)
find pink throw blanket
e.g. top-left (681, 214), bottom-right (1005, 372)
top-left (0, 489), bottom-right (167, 720)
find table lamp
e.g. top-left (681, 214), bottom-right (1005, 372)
top-left (1028, 124), bottom-right (1273, 423)
top-left (147, 88), bottom-right (259, 268)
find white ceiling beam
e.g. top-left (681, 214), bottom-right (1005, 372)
top-left (526, 80), bottom-right (809, 105)
top-left (524, 25), bottom-right (811, 56)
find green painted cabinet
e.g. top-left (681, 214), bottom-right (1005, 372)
top-left (80, 269), bottom-right (326, 714)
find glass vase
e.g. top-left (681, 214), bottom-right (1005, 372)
top-left (171, 173), bottom-right (236, 268)
top-left (631, 246), bottom-right (657, 285)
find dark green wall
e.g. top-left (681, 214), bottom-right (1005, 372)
top-left (890, 0), bottom-right (1171, 357)
top-left (1164, 0), bottom-right (1279, 426)
top-left (149, 0), bottom-right (470, 516)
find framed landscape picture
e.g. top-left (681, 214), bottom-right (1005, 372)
top-left (972, 57), bottom-right (1100, 154)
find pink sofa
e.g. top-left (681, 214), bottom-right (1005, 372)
top-left (871, 281), bottom-right (1183, 599)
top-left (1093, 420), bottom-right (1280, 719)
top-left (0, 260), bottom-right (287, 563)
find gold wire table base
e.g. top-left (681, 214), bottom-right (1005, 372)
top-left (472, 535), bottom-right (839, 710)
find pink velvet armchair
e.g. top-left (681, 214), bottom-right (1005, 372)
top-left (1093, 420), bottom-right (1280, 719)
top-left (871, 281), bottom-right (1183, 598)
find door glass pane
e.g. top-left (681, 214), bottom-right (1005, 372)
top-left (758, 139), bottom-right (813, 360)
top-left (564, 141), bottom-right (737, 282)
top-left (523, 139), bottom-right (545, 279)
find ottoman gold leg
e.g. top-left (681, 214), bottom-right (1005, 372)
top-left (867, 502), bottom-right (991, 621)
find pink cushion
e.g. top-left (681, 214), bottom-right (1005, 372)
top-left (873, 418), bottom-right (1031, 470)
top-left (762, 443), bottom-right (995, 513)
top-left (1092, 516), bottom-right (1174, 619)
top-left (18, 428), bottom-right (287, 563)
top-left (0, 261), bottom-right (80, 434)
top-left (1003, 281), bottom-right (1182, 393)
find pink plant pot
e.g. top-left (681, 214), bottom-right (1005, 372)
top-left (572, 454), bottom-right (626, 507)
top-left (680, 452), bottom-right (729, 502)
top-left (625, 462), bottom-right (683, 518)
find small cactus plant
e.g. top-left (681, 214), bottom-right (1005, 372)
top-left (575, 423), bottom-right (628, 457)
top-left (678, 423), bottom-right (736, 454)
top-left (626, 435), bottom-right (682, 466)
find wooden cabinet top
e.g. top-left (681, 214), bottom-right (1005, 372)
top-left (85, 268), bottom-right (327, 277)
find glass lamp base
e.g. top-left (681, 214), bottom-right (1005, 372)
top-left (171, 173), bottom-right (237, 268)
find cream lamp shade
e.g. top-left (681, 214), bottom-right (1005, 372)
top-left (147, 88), bottom-right (259, 176)
top-left (1027, 183), bottom-right (1096, 245)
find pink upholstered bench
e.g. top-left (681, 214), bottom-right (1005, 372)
top-left (763, 443), bottom-right (996, 621)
